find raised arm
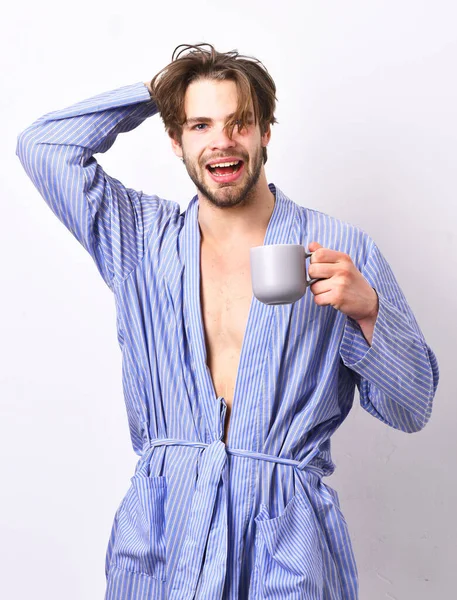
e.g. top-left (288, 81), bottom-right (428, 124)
top-left (16, 81), bottom-right (161, 291)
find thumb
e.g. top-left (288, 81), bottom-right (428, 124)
top-left (308, 241), bottom-right (323, 252)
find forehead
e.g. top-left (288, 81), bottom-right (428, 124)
top-left (184, 78), bottom-right (253, 118)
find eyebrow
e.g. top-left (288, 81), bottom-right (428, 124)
top-left (184, 111), bottom-right (254, 127)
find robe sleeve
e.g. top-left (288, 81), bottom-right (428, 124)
top-left (15, 82), bottom-right (159, 291)
top-left (339, 239), bottom-right (439, 433)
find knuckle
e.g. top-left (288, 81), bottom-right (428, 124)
top-left (340, 267), bottom-right (352, 282)
top-left (340, 262), bottom-right (350, 275)
top-left (313, 248), bottom-right (323, 261)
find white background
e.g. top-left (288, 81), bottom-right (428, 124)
top-left (2, 0), bottom-right (455, 597)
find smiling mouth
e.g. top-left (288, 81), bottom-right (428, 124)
top-left (206, 160), bottom-right (243, 176)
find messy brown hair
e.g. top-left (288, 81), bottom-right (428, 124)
top-left (149, 43), bottom-right (278, 164)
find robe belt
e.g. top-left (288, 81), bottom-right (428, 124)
top-left (140, 438), bottom-right (324, 599)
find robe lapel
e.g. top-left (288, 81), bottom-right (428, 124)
top-left (181, 195), bottom-right (222, 444)
top-left (228, 184), bottom-right (301, 448)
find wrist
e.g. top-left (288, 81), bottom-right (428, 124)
top-left (357, 288), bottom-right (379, 325)
top-left (354, 290), bottom-right (379, 347)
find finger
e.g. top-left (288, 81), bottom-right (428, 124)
top-left (312, 289), bottom-right (334, 306)
top-left (309, 279), bottom-right (332, 296)
top-left (307, 241), bottom-right (323, 253)
top-left (308, 263), bottom-right (337, 280)
top-left (310, 248), bottom-right (348, 264)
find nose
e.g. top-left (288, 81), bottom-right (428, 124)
top-left (209, 124), bottom-right (237, 151)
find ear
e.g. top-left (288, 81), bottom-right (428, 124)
top-left (169, 132), bottom-right (183, 159)
top-left (261, 123), bottom-right (271, 148)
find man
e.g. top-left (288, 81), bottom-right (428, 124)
top-left (16, 43), bottom-right (439, 599)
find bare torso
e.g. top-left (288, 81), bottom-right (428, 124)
top-left (200, 233), bottom-right (265, 443)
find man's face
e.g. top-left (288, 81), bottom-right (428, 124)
top-left (170, 78), bottom-right (271, 209)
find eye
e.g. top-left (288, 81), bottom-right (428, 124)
top-left (192, 123), bottom-right (208, 131)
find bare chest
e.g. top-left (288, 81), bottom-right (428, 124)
top-left (200, 241), bottom-right (258, 440)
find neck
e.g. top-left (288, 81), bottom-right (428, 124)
top-left (197, 173), bottom-right (275, 248)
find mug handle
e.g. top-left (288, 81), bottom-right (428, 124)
top-left (304, 251), bottom-right (320, 286)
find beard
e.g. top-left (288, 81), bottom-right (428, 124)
top-left (182, 145), bottom-right (264, 209)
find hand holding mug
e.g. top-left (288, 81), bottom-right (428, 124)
top-left (307, 241), bottom-right (378, 323)
top-left (250, 241), bottom-right (378, 324)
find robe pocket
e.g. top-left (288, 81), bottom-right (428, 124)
top-left (253, 491), bottom-right (324, 599)
top-left (110, 474), bottom-right (167, 582)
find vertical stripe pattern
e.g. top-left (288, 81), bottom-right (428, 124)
top-left (16, 82), bottom-right (439, 599)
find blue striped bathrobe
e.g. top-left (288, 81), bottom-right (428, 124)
top-left (16, 82), bottom-right (439, 599)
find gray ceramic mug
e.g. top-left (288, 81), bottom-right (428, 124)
top-left (250, 244), bottom-right (319, 305)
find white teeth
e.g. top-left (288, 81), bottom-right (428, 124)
top-left (209, 160), bottom-right (240, 168)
